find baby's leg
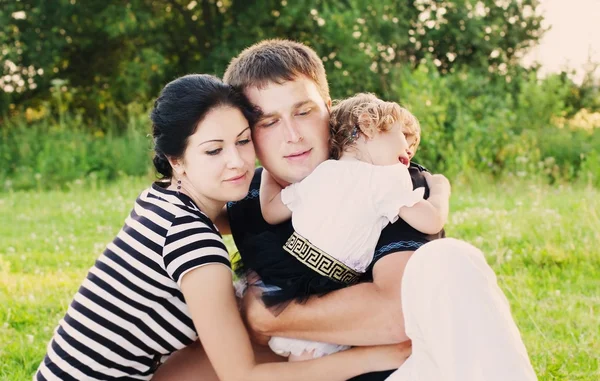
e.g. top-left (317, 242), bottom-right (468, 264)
top-left (288, 350), bottom-right (316, 362)
top-left (386, 238), bottom-right (536, 381)
top-left (269, 336), bottom-right (350, 361)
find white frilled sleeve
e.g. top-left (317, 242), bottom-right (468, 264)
top-left (371, 163), bottom-right (425, 223)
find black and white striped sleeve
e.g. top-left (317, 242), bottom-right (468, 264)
top-left (163, 215), bottom-right (231, 286)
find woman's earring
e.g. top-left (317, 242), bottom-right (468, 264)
top-left (177, 179), bottom-right (182, 192)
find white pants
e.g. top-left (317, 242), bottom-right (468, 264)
top-left (386, 238), bottom-right (537, 381)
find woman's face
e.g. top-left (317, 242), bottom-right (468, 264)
top-left (177, 106), bottom-right (256, 206)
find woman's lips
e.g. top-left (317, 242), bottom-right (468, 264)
top-left (224, 172), bottom-right (247, 183)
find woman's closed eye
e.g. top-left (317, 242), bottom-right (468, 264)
top-left (205, 148), bottom-right (222, 156)
top-left (237, 138), bottom-right (252, 146)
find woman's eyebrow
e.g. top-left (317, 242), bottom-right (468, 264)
top-left (198, 139), bottom-right (222, 146)
top-left (198, 127), bottom-right (250, 146)
top-left (237, 127), bottom-right (251, 137)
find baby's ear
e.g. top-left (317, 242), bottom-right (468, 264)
top-left (356, 112), bottom-right (376, 139)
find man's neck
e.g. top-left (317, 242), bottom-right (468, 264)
top-left (269, 172), bottom-right (291, 188)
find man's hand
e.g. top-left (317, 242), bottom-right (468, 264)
top-left (237, 251), bottom-right (413, 346)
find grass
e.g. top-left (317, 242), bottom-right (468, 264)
top-left (1, 175), bottom-right (599, 380)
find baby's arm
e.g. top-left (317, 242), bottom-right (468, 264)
top-left (398, 172), bottom-right (451, 234)
top-left (259, 169), bottom-right (292, 225)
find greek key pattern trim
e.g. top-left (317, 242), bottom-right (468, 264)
top-left (283, 231), bottom-right (361, 285)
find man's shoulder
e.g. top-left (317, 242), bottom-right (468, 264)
top-left (250, 166), bottom-right (264, 189)
top-left (409, 162), bottom-right (429, 173)
top-left (227, 167), bottom-right (271, 243)
top-left (408, 162), bottom-right (431, 193)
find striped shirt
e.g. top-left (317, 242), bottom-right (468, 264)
top-left (36, 183), bottom-right (231, 380)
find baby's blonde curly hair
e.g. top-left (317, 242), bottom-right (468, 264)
top-left (329, 93), bottom-right (421, 159)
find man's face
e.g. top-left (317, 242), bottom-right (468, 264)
top-left (244, 76), bottom-right (330, 186)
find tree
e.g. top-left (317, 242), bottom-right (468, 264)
top-left (0, 0), bottom-right (545, 119)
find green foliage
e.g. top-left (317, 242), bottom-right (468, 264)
top-left (2, 57), bottom-right (599, 191)
top-left (1, 0), bottom-right (544, 115)
top-left (390, 61), bottom-right (600, 185)
top-left (1, 1), bottom-right (598, 190)
top-left (0, 105), bottom-right (152, 191)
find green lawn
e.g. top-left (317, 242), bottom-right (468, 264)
top-left (1, 176), bottom-right (599, 380)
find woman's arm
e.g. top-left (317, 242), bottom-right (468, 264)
top-left (180, 264), bottom-right (410, 381)
top-left (259, 169), bottom-right (292, 224)
top-left (398, 173), bottom-right (451, 234)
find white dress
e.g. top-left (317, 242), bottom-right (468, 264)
top-left (268, 159), bottom-right (425, 358)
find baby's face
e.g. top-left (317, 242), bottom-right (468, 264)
top-left (403, 130), bottom-right (420, 161)
top-left (365, 122), bottom-right (411, 166)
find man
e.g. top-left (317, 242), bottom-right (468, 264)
top-left (157, 39), bottom-right (537, 381)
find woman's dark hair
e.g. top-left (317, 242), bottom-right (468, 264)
top-left (151, 74), bottom-right (257, 178)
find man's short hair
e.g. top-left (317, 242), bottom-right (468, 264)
top-left (223, 39), bottom-right (330, 101)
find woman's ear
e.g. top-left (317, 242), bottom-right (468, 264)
top-left (167, 156), bottom-right (185, 176)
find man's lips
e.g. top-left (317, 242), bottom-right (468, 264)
top-left (284, 148), bottom-right (312, 159)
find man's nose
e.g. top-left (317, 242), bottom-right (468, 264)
top-left (282, 119), bottom-right (303, 143)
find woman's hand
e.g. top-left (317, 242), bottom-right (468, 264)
top-left (363, 340), bottom-right (413, 373)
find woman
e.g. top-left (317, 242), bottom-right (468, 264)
top-left (35, 74), bottom-right (410, 381)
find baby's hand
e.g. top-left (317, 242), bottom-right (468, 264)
top-left (424, 172), bottom-right (451, 195)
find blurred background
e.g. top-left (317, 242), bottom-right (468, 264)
top-left (1, 0), bottom-right (599, 190)
top-left (1, 2), bottom-right (600, 380)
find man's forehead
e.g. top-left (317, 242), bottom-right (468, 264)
top-left (245, 80), bottom-right (323, 115)
top-left (248, 90), bottom-right (324, 115)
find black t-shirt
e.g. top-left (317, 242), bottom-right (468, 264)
top-left (227, 163), bottom-right (444, 381)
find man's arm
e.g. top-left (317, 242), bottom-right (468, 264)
top-left (243, 251), bottom-right (413, 346)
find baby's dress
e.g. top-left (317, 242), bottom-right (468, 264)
top-left (267, 159), bottom-right (424, 358)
